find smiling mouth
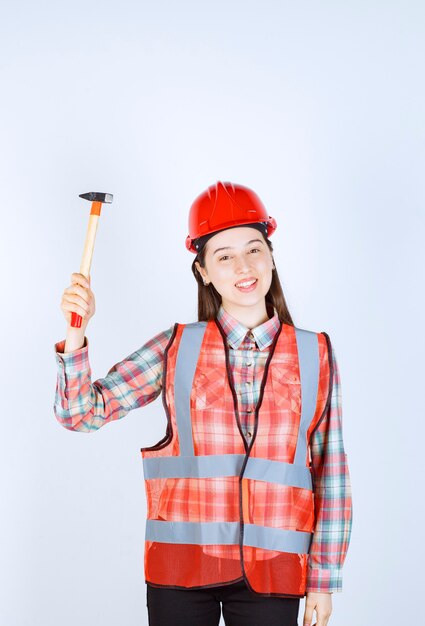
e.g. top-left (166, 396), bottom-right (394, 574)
top-left (235, 278), bottom-right (258, 291)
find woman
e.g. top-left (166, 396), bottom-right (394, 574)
top-left (54, 181), bottom-right (352, 626)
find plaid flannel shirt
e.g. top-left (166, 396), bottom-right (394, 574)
top-left (54, 304), bottom-right (352, 593)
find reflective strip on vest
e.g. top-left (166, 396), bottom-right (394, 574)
top-left (292, 327), bottom-right (320, 466)
top-left (145, 519), bottom-right (313, 554)
top-left (143, 454), bottom-right (312, 489)
top-left (173, 321), bottom-right (208, 457)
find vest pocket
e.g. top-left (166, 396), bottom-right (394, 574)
top-left (269, 362), bottom-right (301, 409)
top-left (192, 368), bottom-right (227, 410)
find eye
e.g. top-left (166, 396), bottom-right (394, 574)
top-left (219, 255), bottom-right (230, 261)
top-left (249, 248), bottom-right (261, 253)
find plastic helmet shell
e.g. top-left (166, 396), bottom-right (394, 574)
top-left (185, 181), bottom-right (277, 253)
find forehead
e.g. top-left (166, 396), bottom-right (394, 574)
top-left (205, 226), bottom-right (266, 253)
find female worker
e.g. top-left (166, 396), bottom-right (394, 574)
top-left (54, 181), bottom-right (352, 626)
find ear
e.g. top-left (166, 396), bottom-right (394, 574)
top-left (195, 261), bottom-right (206, 280)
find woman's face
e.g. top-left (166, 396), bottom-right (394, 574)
top-left (195, 226), bottom-right (274, 311)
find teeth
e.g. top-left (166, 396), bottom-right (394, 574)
top-left (236, 279), bottom-right (256, 288)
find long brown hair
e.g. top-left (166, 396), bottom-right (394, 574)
top-left (191, 235), bottom-right (294, 325)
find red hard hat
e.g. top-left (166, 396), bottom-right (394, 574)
top-left (185, 181), bottom-right (277, 253)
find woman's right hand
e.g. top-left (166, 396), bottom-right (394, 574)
top-left (61, 272), bottom-right (96, 328)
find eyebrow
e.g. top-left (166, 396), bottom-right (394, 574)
top-left (212, 238), bottom-right (264, 256)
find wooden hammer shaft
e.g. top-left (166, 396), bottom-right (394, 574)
top-left (71, 201), bottom-right (103, 328)
top-left (79, 202), bottom-right (102, 277)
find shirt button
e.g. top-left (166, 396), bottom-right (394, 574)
top-left (246, 380), bottom-right (253, 386)
top-left (246, 361), bottom-right (253, 367)
top-left (246, 431), bottom-right (252, 438)
top-left (247, 408), bottom-right (253, 413)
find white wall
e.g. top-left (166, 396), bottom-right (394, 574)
top-left (1, 1), bottom-right (423, 624)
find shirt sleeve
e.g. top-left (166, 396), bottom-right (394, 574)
top-left (53, 325), bottom-right (175, 433)
top-left (306, 337), bottom-right (353, 593)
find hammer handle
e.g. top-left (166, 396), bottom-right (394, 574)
top-left (71, 202), bottom-right (102, 328)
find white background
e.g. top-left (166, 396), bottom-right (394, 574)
top-left (1, 1), bottom-right (423, 624)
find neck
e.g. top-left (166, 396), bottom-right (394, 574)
top-left (220, 299), bottom-right (271, 329)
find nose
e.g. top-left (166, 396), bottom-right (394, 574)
top-left (234, 255), bottom-right (252, 274)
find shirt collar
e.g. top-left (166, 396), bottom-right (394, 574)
top-left (216, 304), bottom-right (281, 351)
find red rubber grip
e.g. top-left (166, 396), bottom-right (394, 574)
top-left (71, 311), bottom-right (82, 328)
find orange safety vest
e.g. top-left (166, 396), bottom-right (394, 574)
top-left (140, 318), bottom-right (331, 597)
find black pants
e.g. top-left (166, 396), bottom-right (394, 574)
top-left (146, 578), bottom-right (300, 626)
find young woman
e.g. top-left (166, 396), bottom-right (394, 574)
top-left (54, 181), bottom-right (352, 626)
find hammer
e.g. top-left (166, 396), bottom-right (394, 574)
top-left (70, 191), bottom-right (113, 328)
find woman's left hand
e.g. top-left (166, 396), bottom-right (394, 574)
top-left (303, 591), bottom-right (332, 626)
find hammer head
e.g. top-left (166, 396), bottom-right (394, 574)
top-left (79, 192), bottom-right (113, 204)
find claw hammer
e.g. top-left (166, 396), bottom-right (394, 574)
top-left (71, 191), bottom-right (113, 328)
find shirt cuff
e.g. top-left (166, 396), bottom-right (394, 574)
top-left (305, 566), bottom-right (343, 593)
top-left (54, 336), bottom-right (90, 374)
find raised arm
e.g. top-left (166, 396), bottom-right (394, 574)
top-left (54, 270), bottom-right (175, 432)
top-left (54, 328), bottom-right (174, 432)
